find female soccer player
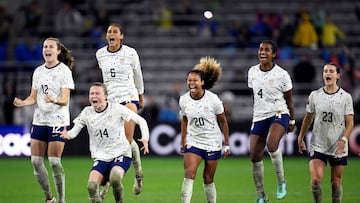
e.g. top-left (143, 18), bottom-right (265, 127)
top-left (297, 63), bottom-right (354, 203)
top-left (60, 82), bottom-right (149, 203)
top-left (179, 57), bottom-right (230, 203)
top-left (13, 37), bottom-right (75, 203)
top-left (248, 40), bottom-right (295, 203)
top-left (95, 23), bottom-right (145, 196)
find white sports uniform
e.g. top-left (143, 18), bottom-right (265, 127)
top-left (248, 64), bottom-right (293, 122)
top-left (306, 87), bottom-right (354, 156)
top-left (71, 103), bottom-right (135, 161)
top-left (31, 62), bottom-right (74, 126)
top-left (96, 45), bottom-right (144, 103)
top-left (179, 90), bottom-right (224, 151)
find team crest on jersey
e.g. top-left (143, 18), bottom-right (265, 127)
top-left (119, 58), bottom-right (125, 64)
top-left (106, 115), bottom-right (113, 122)
top-left (203, 106), bottom-right (209, 113)
top-left (335, 102), bottom-right (342, 108)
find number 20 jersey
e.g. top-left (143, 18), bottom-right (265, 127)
top-left (179, 90), bottom-right (224, 151)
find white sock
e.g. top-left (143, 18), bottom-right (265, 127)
top-left (204, 182), bottom-right (216, 203)
top-left (181, 178), bottom-right (194, 203)
top-left (332, 184), bottom-right (342, 203)
top-left (252, 160), bottom-right (265, 198)
top-left (31, 156), bottom-right (52, 200)
top-left (131, 141), bottom-right (142, 174)
top-left (88, 181), bottom-right (101, 203)
top-left (312, 184), bottom-right (322, 203)
top-left (110, 168), bottom-right (125, 202)
top-left (48, 157), bottom-right (65, 202)
top-left (269, 148), bottom-right (285, 183)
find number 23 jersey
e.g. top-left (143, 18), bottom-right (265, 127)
top-left (306, 87), bottom-right (353, 155)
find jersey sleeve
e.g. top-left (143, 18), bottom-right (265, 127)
top-left (344, 93), bottom-right (354, 115)
top-left (281, 71), bottom-right (293, 92)
top-left (73, 108), bottom-right (89, 128)
top-left (213, 94), bottom-right (224, 115)
top-left (305, 92), bottom-right (315, 113)
top-left (178, 94), bottom-right (186, 117)
top-left (247, 67), bottom-right (253, 88)
top-left (117, 104), bottom-right (133, 122)
top-left (132, 49), bottom-right (144, 95)
top-left (61, 66), bottom-right (75, 89)
top-left (31, 67), bottom-right (40, 89)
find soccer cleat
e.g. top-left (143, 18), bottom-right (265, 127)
top-left (277, 181), bottom-right (287, 199)
top-left (45, 197), bottom-right (56, 203)
top-left (133, 172), bottom-right (143, 195)
top-left (100, 181), bottom-right (111, 200)
top-left (256, 195), bottom-right (269, 203)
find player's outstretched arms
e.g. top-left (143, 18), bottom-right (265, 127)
top-left (60, 126), bottom-right (71, 140)
top-left (138, 138), bottom-right (149, 154)
top-left (60, 123), bottom-right (83, 140)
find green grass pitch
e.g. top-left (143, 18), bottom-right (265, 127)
top-left (0, 156), bottom-right (359, 203)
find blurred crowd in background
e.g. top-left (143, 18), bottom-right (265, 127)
top-left (1, 0), bottom-right (360, 127)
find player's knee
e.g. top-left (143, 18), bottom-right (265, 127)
top-left (48, 157), bottom-right (64, 174)
top-left (331, 178), bottom-right (342, 188)
top-left (109, 168), bottom-right (124, 187)
top-left (31, 156), bottom-right (44, 171)
top-left (266, 144), bottom-right (279, 152)
top-left (311, 178), bottom-right (322, 185)
top-left (203, 173), bottom-right (214, 184)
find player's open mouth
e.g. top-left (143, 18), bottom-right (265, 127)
top-left (325, 77), bottom-right (331, 81)
top-left (259, 55), bottom-right (267, 58)
top-left (109, 37), bottom-right (115, 42)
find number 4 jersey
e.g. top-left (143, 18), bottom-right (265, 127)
top-left (248, 63), bottom-right (293, 122)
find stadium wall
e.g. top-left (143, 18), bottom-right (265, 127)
top-left (1, 121), bottom-right (360, 157)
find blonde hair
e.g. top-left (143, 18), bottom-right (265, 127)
top-left (192, 57), bottom-right (222, 89)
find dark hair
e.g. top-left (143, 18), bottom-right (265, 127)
top-left (261, 40), bottom-right (278, 54)
top-left (45, 37), bottom-right (74, 70)
top-left (108, 23), bottom-right (124, 34)
top-left (190, 57), bottom-right (222, 90)
top-left (90, 82), bottom-right (108, 95)
top-left (188, 69), bottom-right (205, 80)
top-left (327, 62), bottom-right (341, 74)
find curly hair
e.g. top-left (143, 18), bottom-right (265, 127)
top-left (192, 57), bottom-right (222, 90)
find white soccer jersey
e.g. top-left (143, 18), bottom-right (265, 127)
top-left (306, 87), bottom-right (354, 156)
top-left (248, 64), bottom-right (293, 122)
top-left (31, 62), bottom-right (74, 126)
top-left (73, 102), bottom-right (132, 161)
top-left (96, 45), bottom-right (144, 103)
top-left (179, 90), bottom-right (224, 151)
